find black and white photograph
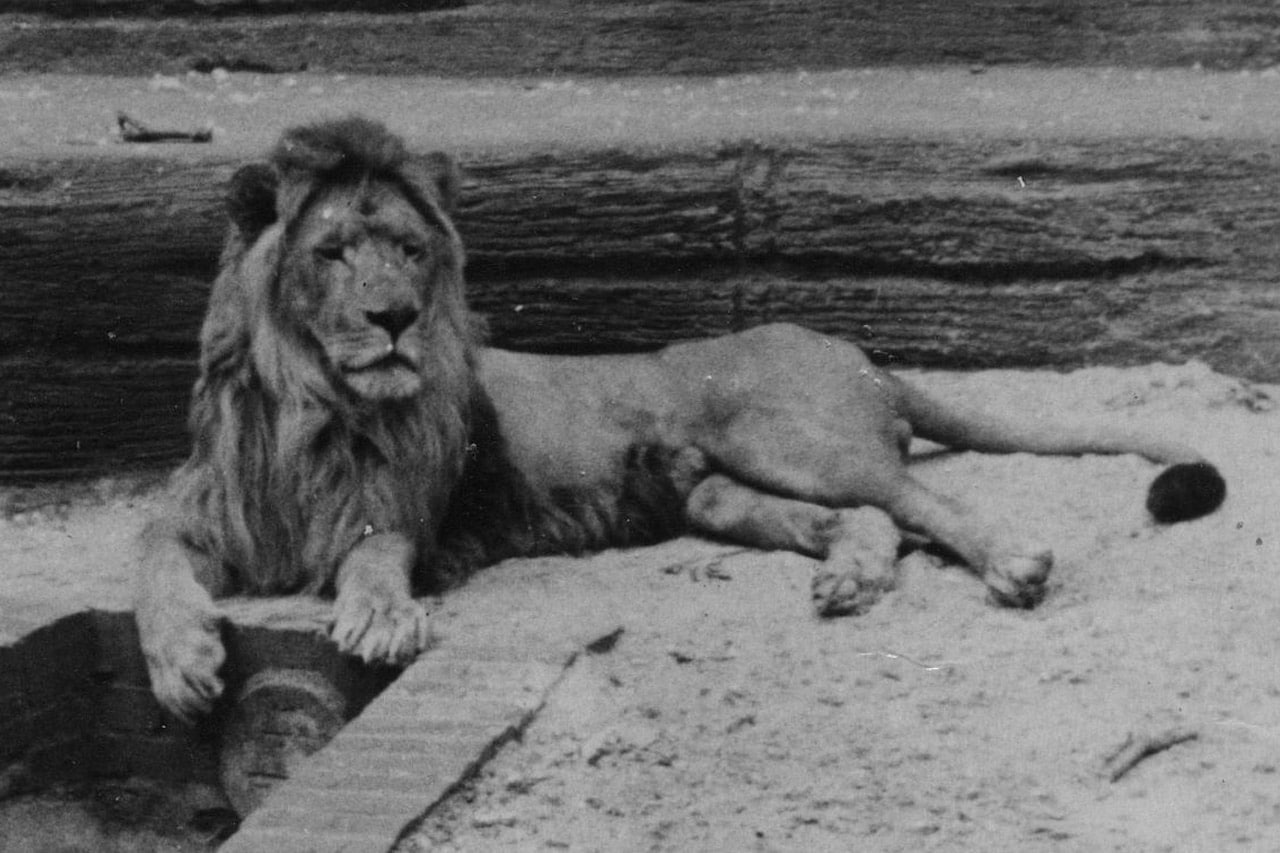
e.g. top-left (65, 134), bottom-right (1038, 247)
top-left (0, 2), bottom-right (1277, 850)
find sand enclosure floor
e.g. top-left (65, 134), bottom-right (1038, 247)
top-left (2, 361), bottom-right (1275, 852)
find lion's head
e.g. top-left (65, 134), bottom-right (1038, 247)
top-left (221, 116), bottom-right (470, 404)
top-left (174, 116), bottom-right (481, 595)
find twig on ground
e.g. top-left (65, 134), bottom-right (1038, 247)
top-left (658, 548), bottom-right (751, 581)
top-left (117, 112), bottom-right (213, 143)
top-left (1103, 726), bottom-right (1199, 782)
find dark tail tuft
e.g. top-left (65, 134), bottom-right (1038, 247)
top-left (1146, 462), bottom-right (1227, 523)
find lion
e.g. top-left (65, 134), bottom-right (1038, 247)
top-left (135, 116), bottom-right (1227, 720)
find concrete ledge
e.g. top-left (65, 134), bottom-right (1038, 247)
top-left (222, 561), bottom-right (624, 852)
top-left (0, 492), bottom-right (625, 851)
top-left (221, 645), bottom-right (580, 853)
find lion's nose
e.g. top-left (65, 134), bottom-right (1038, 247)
top-left (365, 307), bottom-right (419, 340)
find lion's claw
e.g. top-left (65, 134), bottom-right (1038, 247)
top-left (983, 548), bottom-right (1053, 609)
top-left (812, 568), bottom-right (894, 617)
top-left (329, 591), bottom-right (431, 667)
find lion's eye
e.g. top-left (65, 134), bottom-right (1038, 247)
top-left (401, 242), bottom-right (426, 262)
top-left (315, 244), bottom-right (345, 262)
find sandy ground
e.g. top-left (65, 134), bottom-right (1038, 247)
top-left (391, 361), bottom-right (1279, 853)
top-left (2, 360), bottom-right (1277, 852)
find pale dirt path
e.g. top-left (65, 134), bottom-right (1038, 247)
top-left (4, 66), bottom-right (1280, 164)
top-left (3, 361), bottom-right (1274, 852)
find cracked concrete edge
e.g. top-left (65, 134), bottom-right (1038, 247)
top-left (220, 620), bottom-right (625, 853)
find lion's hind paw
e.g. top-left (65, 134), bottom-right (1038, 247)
top-left (811, 507), bottom-right (902, 618)
top-left (812, 568), bottom-right (895, 618)
top-left (329, 593), bottom-right (433, 667)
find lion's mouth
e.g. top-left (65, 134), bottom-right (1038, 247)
top-left (340, 348), bottom-right (423, 399)
top-left (346, 351), bottom-right (417, 374)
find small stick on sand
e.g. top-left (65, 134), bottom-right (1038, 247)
top-left (1104, 726), bottom-right (1199, 783)
top-left (117, 113), bottom-right (213, 144)
top-left (658, 548), bottom-right (750, 581)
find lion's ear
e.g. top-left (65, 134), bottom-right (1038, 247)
top-left (226, 163), bottom-right (279, 242)
top-left (414, 152), bottom-right (462, 215)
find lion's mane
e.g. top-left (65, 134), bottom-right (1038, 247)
top-left (170, 116), bottom-right (691, 596)
top-left (166, 116), bottom-right (695, 599)
top-left (170, 117), bottom-right (480, 595)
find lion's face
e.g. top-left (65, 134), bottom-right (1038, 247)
top-left (277, 180), bottom-right (454, 401)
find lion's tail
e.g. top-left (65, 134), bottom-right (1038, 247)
top-left (891, 376), bottom-right (1226, 524)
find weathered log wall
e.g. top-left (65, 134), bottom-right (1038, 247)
top-left (6, 1), bottom-right (1280, 76)
top-left (4, 134), bottom-right (1280, 479)
top-left (0, 0), bottom-right (458, 15)
top-left (5, 140), bottom-right (1273, 362)
top-left (4, 0), bottom-right (1280, 480)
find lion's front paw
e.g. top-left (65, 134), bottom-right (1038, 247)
top-left (139, 597), bottom-right (227, 724)
top-left (982, 547), bottom-right (1054, 609)
top-left (329, 587), bottom-right (432, 666)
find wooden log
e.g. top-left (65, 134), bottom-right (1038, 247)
top-left (0, 0), bottom-right (458, 15)
top-left (0, 149), bottom-right (743, 356)
top-left (0, 359), bottom-right (194, 480)
top-left (3, 262), bottom-right (1273, 481)
top-left (477, 269), bottom-right (1258, 372)
top-left (5, 1), bottom-right (1280, 76)
top-left (460, 149), bottom-right (742, 277)
top-left (3, 136), bottom-right (1277, 355)
top-left (219, 668), bottom-right (348, 817)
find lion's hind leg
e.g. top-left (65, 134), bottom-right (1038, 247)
top-left (881, 475), bottom-right (1053, 608)
top-left (685, 474), bottom-right (903, 616)
top-left (135, 521), bottom-right (230, 723)
top-left (330, 532), bottom-right (433, 666)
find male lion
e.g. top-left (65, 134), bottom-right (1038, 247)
top-left (136, 116), bottom-right (1226, 720)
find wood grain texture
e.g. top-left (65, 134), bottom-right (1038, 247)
top-left (0, 359), bottom-right (194, 480)
top-left (6, 1), bottom-right (1280, 76)
top-left (5, 137), bottom-right (1276, 353)
top-left (4, 133), bottom-right (1280, 479)
top-left (0, 0), bottom-right (459, 16)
